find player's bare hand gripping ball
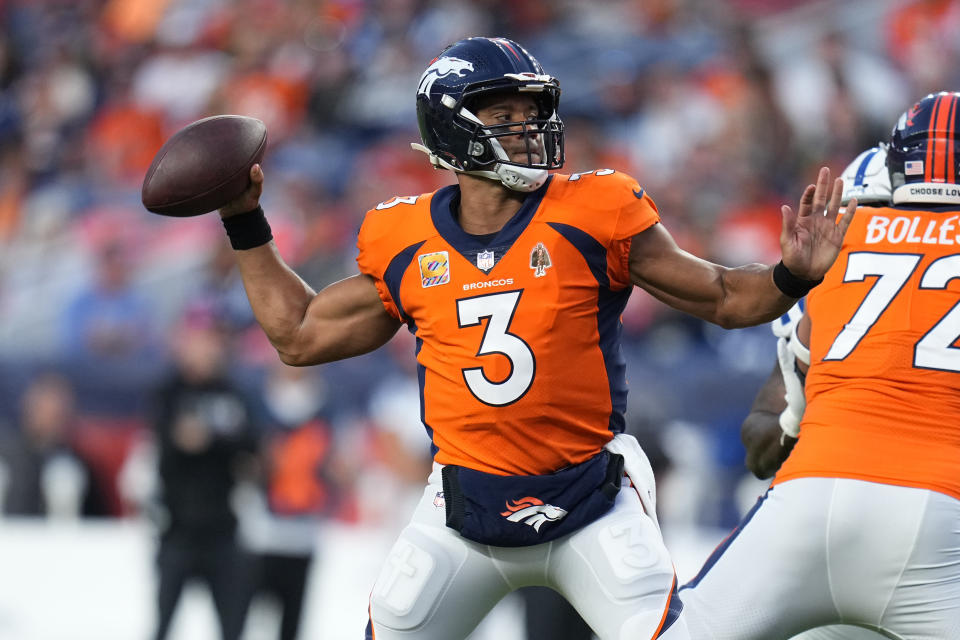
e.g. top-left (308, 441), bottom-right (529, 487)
top-left (218, 164), bottom-right (264, 219)
top-left (141, 115), bottom-right (267, 217)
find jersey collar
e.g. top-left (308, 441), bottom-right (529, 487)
top-left (430, 176), bottom-right (553, 272)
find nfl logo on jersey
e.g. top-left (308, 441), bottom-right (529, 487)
top-left (476, 250), bottom-right (495, 270)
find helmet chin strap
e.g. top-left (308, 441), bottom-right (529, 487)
top-left (485, 137), bottom-right (547, 191)
top-left (466, 123), bottom-right (547, 191)
top-left (492, 165), bottom-right (548, 192)
top-left (411, 101), bottom-right (549, 193)
top-left (410, 141), bottom-right (547, 192)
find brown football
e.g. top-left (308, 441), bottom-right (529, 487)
top-left (141, 115), bottom-right (267, 217)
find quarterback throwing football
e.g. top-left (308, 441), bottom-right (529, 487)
top-left (214, 37), bottom-right (853, 639)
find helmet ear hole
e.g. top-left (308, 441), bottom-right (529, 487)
top-left (468, 141), bottom-right (492, 162)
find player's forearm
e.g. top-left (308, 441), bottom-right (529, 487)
top-left (639, 263), bottom-right (798, 329)
top-left (712, 263), bottom-right (800, 329)
top-left (629, 227), bottom-right (810, 329)
top-left (231, 241), bottom-right (317, 356)
top-left (741, 411), bottom-right (795, 478)
top-left (741, 360), bottom-right (795, 478)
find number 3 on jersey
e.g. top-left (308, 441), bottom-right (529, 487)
top-left (825, 252), bottom-right (960, 372)
top-left (456, 290), bottom-right (535, 406)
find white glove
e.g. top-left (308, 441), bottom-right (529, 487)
top-left (776, 336), bottom-right (805, 439)
top-left (770, 301), bottom-right (804, 339)
top-left (604, 433), bottom-right (660, 532)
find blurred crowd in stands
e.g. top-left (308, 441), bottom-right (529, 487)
top-left (0, 0), bottom-right (958, 539)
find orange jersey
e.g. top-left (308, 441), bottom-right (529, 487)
top-left (775, 204), bottom-right (960, 500)
top-left (356, 170), bottom-right (658, 475)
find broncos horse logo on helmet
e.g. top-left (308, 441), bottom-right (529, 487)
top-left (417, 57), bottom-right (475, 98)
top-left (411, 37), bottom-right (565, 192)
top-left (888, 91), bottom-right (960, 205)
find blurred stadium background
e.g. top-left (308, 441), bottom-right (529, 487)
top-left (0, 0), bottom-right (956, 638)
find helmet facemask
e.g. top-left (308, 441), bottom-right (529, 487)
top-left (453, 88), bottom-right (564, 191)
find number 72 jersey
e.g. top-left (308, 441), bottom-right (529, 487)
top-left (776, 203), bottom-right (960, 500)
top-left (356, 171), bottom-right (659, 476)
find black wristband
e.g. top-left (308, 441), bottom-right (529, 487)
top-left (222, 206), bottom-right (272, 250)
top-left (773, 260), bottom-right (822, 298)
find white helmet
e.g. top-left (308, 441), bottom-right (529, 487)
top-left (840, 145), bottom-right (891, 205)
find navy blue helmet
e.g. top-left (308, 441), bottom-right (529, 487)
top-left (888, 91), bottom-right (960, 205)
top-left (412, 37), bottom-right (564, 192)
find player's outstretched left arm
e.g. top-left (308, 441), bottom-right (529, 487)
top-left (629, 167), bottom-right (855, 328)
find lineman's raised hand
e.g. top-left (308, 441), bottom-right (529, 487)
top-left (779, 167), bottom-right (856, 281)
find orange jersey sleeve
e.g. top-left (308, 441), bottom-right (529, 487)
top-left (775, 204), bottom-right (960, 500)
top-left (545, 169), bottom-right (660, 290)
top-left (355, 171), bottom-right (659, 475)
top-left (356, 193), bottom-right (438, 321)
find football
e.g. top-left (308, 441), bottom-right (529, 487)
top-left (141, 115), bottom-right (267, 217)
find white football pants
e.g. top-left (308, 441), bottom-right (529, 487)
top-left (679, 477), bottom-right (960, 639)
top-left (367, 435), bottom-right (690, 640)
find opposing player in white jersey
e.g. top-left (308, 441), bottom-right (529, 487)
top-left (678, 93), bottom-right (960, 639)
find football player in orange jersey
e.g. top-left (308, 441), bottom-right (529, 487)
top-left (213, 37), bottom-right (853, 640)
top-left (743, 144), bottom-right (892, 481)
top-left (680, 147), bottom-right (891, 640)
top-left (679, 93), bottom-right (960, 640)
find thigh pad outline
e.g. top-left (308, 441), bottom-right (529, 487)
top-left (569, 500), bottom-right (675, 602)
top-left (370, 525), bottom-right (466, 631)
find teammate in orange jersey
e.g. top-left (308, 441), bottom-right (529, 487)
top-left (743, 144), bottom-right (892, 481)
top-left (679, 93), bottom-right (960, 639)
top-left (212, 37), bottom-right (852, 640)
top-left (680, 147), bottom-right (890, 640)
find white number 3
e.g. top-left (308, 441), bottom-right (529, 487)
top-left (375, 195), bottom-right (419, 210)
top-left (456, 290), bottom-right (535, 406)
